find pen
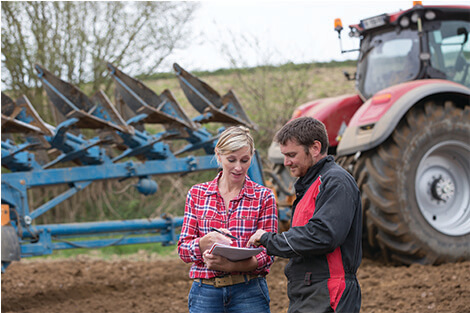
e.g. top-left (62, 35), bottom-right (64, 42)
top-left (210, 227), bottom-right (238, 240)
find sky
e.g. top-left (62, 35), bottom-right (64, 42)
top-left (166, 0), bottom-right (469, 72)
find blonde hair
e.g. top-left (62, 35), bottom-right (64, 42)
top-left (215, 126), bottom-right (254, 158)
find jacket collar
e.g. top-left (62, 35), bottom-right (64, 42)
top-left (294, 155), bottom-right (334, 194)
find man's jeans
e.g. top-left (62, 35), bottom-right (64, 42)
top-left (188, 277), bottom-right (271, 313)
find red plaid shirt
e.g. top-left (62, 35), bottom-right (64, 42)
top-left (178, 171), bottom-right (278, 279)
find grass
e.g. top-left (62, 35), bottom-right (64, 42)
top-left (28, 239), bottom-right (179, 261)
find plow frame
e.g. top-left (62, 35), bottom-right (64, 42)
top-left (1, 62), bottom-right (263, 272)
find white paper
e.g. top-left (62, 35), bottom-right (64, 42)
top-left (208, 243), bottom-right (264, 261)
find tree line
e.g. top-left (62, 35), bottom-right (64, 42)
top-left (1, 1), bottom-right (199, 122)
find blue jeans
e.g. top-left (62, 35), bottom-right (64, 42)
top-left (188, 277), bottom-right (271, 313)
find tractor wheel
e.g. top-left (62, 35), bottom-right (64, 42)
top-left (265, 164), bottom-right (296, 232)
top-left (363, 98), bottom-right (470, 264)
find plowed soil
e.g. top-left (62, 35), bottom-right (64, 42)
top-left (2, 252), bottom-right (469, 313)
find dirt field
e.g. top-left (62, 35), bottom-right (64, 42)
top-left (2, 252), bottom-right (469, 313)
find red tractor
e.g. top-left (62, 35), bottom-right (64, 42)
top-left (268, 2), bottom-right (470, 265)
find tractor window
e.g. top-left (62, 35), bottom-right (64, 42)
top-left (358, 29), bottom-right (420, 99)
top-left (429, 21), bottom-right (470, 87)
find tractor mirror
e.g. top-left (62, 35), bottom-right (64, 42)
top-left (457, 27), bottom-right (468, 44)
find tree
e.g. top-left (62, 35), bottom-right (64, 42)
top-left (1, 1), bottom-right (199, 122)
top-left (217, 30), bottom-right (315, 152)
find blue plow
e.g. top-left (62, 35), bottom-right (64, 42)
top-left (1, 63), bottom-right (262, 272)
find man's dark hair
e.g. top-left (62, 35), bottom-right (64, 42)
top-left (275, 117), bottom-right (329, 154)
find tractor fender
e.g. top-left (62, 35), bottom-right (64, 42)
top-left (293, 94), bottom-right (363, 148)
top-left (268, 94), bottom-right (363, 165)
top-left (337, 79), bottom-right (470, 156)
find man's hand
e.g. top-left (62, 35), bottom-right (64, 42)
top-left (247, 229), bottom-right (267, 247)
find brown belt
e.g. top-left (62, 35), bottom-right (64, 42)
top-left (194, 274), bottom-right (261, 288)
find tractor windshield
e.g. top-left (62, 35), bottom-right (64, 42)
top-left (357, 29), bottom-right (420, 99)
top-left (356, 19), bottom-right (470, 100)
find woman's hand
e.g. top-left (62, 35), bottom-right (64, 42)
top-left (203, 250), bottom-right (232, 271)
top-left (199, 229), bottom-right (233, 253)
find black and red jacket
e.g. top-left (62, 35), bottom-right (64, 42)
top-left (260, 155), bottom-right (362, 311)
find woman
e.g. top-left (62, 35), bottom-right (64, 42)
top-left (178, 126), bottom-right (278, 313)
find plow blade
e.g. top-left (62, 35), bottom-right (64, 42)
top-left (1, 114), bottom-right (45, 135)
top-left (173, 63), bottom-right (256, 130)
top-left (35, 64), bottom-right (132, 134)
top-left (107, 63), bottom-right (197, 135)
top-left (34, 65), bottom-right (191, 163)
top-left (1, 93), bottom-right (53, 136)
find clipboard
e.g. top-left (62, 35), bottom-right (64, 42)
top-left (208, 243), bottom-right (263, 261)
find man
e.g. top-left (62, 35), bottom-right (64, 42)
top-left (248, 117), bottom-right (362, 313)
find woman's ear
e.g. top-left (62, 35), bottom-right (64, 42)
top-left (215, 152), bottom-right (222, 166)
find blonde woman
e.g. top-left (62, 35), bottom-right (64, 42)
top-left (178, 126), bottom-right (278, 313)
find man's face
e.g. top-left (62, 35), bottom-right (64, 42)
top-left (280, 139), bottom-right (315, 178)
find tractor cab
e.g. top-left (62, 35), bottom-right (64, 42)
top-left (336, 3), bottom-right (470, 100)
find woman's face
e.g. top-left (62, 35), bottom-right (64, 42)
top-left (218, 146), bottom-right (252, 184)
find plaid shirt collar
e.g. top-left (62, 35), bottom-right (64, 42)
top-left (204, 171), bottom-right (256, 199)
